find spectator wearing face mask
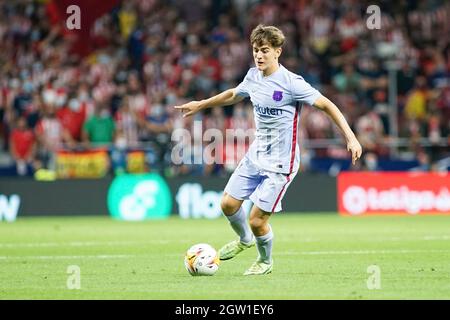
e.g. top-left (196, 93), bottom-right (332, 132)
top-left (355, 108), bottom-right (386, 155)
top-left (9, 116), bottom-right (36, 176)
top-left (82, 101), bottom-right (116, 148)
top-left (139, 96), bottom-right (173, 174)
top-left (404, 76), bottom-right (429, 122)
top-left (114, 96), bottom-right (139, 149)
top-left (12, 78), bottom-right (33, 119)
top-left (56, 93), bottom-right (87, 142)
top-left (35, 102), bottom-right (74, 171)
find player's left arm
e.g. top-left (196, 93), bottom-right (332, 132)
top-left (313, 95), bottom-right (363, 165)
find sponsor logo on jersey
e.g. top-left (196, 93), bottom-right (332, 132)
top-left (254, 104), bottom-right (283, 116)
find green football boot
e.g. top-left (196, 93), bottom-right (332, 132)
top-left (219, 239), bottom-right (255, 261)
top-left (243, 260), bottom-right (273, 276)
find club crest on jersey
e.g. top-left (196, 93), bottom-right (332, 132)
top-left (272, 91), bottom-right (283, 101)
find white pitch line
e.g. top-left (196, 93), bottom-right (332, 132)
top-left (2, 249), bottom-right (449, 260)
top-left (0, 240), bottom-right (178, 248)
top-left (278, 235), bottom-right (450, 243)
top-left (0, 254), bottom-right (134, 260)
top-left (0, 241), bottom-right (131, 248)
top-left (161, 248), bottom-right (450, 258)
top-left (278, 249), bottom-right (450, 256)
top-left (423, 235), bottom-right (450, 240)
top-left (1, 235), bottom-right (448, 250)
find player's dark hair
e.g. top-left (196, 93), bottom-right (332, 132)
top-left (250, 24), bottom-right (285, 48)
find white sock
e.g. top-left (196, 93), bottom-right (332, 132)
top-left (224, 207), bottom-right (254, 245)
top-left (255, 225), bottom-right (273, 264)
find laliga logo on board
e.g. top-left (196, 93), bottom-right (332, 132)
top-left (343, 186), bottom-right (450, 215)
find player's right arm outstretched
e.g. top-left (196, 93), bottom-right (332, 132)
top-left (174, 88), bottom-right (244, 118)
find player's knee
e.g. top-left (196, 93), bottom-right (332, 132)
top-left (249, 215), bottom-right (266, 232)
top-left (220, 195), bottom-right (240, 216)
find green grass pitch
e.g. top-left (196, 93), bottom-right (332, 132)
top-left (0, 214), bottom-right (449, 299)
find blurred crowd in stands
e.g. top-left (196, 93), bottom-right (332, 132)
top-left (0, 0), bottom-right (449, 177)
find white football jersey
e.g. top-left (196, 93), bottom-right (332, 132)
top-left (235, 64), bottom-right (321, 174)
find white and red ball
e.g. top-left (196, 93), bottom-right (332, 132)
top-left (184, 243), bottom-right (220, 276)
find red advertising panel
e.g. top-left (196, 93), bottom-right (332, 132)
top-left (338, 172), bottom-right (450, 216)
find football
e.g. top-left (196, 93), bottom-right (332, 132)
top-left (184, 243), bottom-right (220, 276)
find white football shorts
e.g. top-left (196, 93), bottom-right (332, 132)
top-left (224, 155), bottom-right (299, 213)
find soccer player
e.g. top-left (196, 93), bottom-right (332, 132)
top-left (175, 25), bottom-right (362, 275)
